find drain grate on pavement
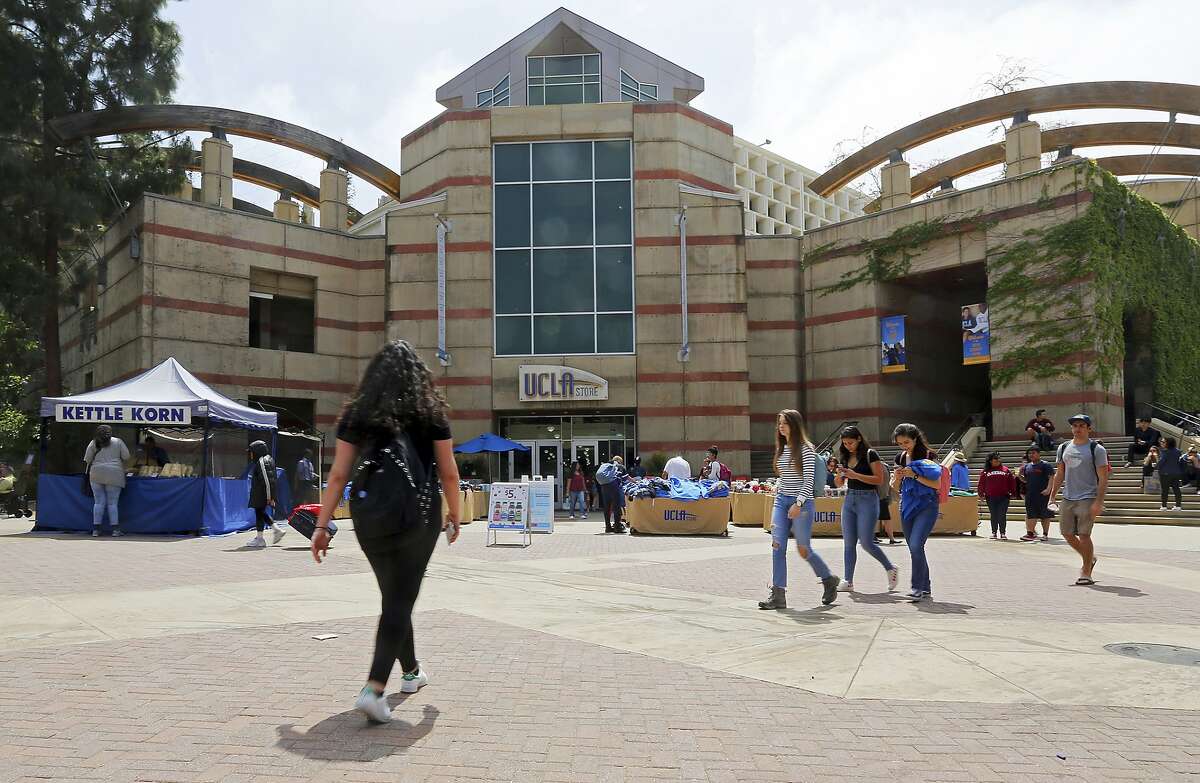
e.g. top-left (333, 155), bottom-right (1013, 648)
top-left (1104, 643), bottom-right (1200, 667)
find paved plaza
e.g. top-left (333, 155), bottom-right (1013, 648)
top-left (3, 514), bottom-right (1200, 782)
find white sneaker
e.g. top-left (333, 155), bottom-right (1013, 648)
top-left (272, 523), bottom-right (287, 544)
top-left (1172, 506), bottom-right (1183, 512)
top-left (887, 567), bottom-right (900, 592)
top-left (569, 515), bottom-right (575, 519)
top-left (247, 535), bottom-right (267, 548)
top-left (354, 686), bottom-right (392, 723)
top-left (1160, 506), bottom-right (1170, 511)
top-left (399, 667), bottom-right (428, 694)
top-left (111, 529), bottom-right (123, 538)
top-left (92, 528), bottom-right (100, 537)
top-left (836, 579), bottom-right (854, 592)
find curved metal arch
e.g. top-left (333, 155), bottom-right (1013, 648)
top-left (49, 104), bottom-right (401, 196)
top-left (179, 154), bottom-right (322, 207)
top-left (911, 121), bottom-right (1200, 197)
top-left (811, 81), bottom-right (1200, 196)
top-left (1094, 154), bottom-right (1200, 178)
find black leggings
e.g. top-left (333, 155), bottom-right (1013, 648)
top-left (1161, 476), bottom-right (1183, 507)
top-left (253, 506), bottom-right (273, 533)
top-left (600, 483), bottom-right (623, 526)
top-left (986, 497), bottom-right (1009, 535)
top-left (361, 520), bottom-right (441, 686)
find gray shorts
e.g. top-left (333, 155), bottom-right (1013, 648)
top-left (1059, 499), bottom-right (1097, 536)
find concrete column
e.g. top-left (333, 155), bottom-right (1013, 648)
top-left (1004, 120), bottom-right (1042, 177)
top-left (320, 166), bottom-right (349, 230)
top-left (200, 136), bottom-right (234, 208)
top-left (879, 158), bottom-right (912, 211)
top-left (273, 193), bottom-right (300, 222)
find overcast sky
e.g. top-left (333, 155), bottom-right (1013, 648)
top-left (163, 0), bottom-right (1200, 215)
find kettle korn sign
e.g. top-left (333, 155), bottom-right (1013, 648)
top-left (55, 404), bottom-right (192, 424)
top-left (519, 365), bottom-right (609, 402)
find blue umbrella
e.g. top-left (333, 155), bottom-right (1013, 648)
top-left (453, 433), bottom-right (531, 454)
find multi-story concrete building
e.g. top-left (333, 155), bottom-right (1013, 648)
top-left (57, 8), bottom-right (1200, 502)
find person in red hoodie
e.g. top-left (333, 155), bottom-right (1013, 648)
top-left (977, 452), bottom-right (1019, 540)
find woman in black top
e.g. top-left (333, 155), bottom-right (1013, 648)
top-left (312, 340), bottom-right (461, 724)
top-left (833, 426), bottom-right (899, 593)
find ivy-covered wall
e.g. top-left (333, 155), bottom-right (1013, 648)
top-left (987, 162), bottom-right (1200, 407)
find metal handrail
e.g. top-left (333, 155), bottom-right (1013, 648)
top-left (813, 419), bottom-right (858, 455)
top-left (937, 415), bottom-right (978, 459)
top-left (1150, 402), bottom-right (1200, 435)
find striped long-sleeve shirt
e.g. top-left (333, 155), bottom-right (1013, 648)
top-left (776, 444), bottom-right (816, 502)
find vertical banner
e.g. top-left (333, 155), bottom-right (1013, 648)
top-left (880, 315), bottom-right (907, 373)
top-left (676, 208), bottom-right (690, 362)
top-left (435, 217), bottom-right (451, 366)
top-left (961, 302), bottom-right (990, 365)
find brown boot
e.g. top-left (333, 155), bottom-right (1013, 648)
top-left (757, 585), bottom-right (786, 610)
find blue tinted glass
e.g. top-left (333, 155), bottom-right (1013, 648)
top-left (533, 183), bottom-right (592, 246)
top-left (545, 55), bottom-right (583, 76)
top-left (494, 145), bottom-right (529, 182)
top-left (594, 141), bottom-right (630, 179)
top-left (545, 84), bottom-right (583, 105)
top-left (527, 57), bottom-right (544, 76)
top-left (595, 247), bottom-right (633, 311)
top-left (495, 250), bottom-right (531, 314)
top-left (534, 315), bottom-right (594, 354)
top-left (533, 249), bottom-right (593, 313)
top-left (496, 316), bottom-right (531, 356)
top-left (494, 184), bottom-right (530, 248)
top-left (528, 85), bottom-right (544, 105)
top-left (583, 83), bottom-right (600, 103)
top-left (532, 142), bottom-right (591, 181)
top-left (594, 181), bottom-right (631, 245)
top-left (596, 314), bottom-right (633, 353)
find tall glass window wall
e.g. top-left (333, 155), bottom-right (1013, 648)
top-left (493, 140), bottom-right (634, 356)
top-left (527, 54), bottom-right (600, 105)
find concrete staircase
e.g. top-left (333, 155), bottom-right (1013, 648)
top-left (967, 437), bottom-right (1200, 526)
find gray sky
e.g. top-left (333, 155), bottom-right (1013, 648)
top-left (163, 0), bottom-right (1200, 215)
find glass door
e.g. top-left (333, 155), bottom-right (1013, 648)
top-left (510, 440), bottom-right (562, 508)
top-left (573, 440), bottom-right (599, 472)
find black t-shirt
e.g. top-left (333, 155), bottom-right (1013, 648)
top-left (336, 412), bottom-right (452, 474)
top-left (841, 449), bottom-right (881, 491)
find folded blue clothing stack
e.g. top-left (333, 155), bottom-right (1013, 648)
top-left (660, 478), bottom-right (730, 501)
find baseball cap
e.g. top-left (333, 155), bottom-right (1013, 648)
top-left (1067, 413), bottom-right (1092, 426)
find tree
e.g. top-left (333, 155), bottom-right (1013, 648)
top-left (828, 125), bottom-right (882, 200)
top-left (0, 0), bottom-right (190, 402)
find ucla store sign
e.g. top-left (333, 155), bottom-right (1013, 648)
top-left (519, 365), bottom-right (609, 402)
top-left (55, 404), bottom-right (192, 424)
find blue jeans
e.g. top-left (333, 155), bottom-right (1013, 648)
top-left (902, 504), bottom-right (938, 593)
top-left (91, 482), bottom-right (121, 528)
top-left (841, 489), bottom-right (893, 583)
top-left (569, 490), bottom-right (587, 516)
top-left (771, 494), bottom-right (831, 587)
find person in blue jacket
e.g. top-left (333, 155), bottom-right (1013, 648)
top-left (949, 451), bottom-right (970, 491)
top-left (891, 423), bottom-right (943, 602)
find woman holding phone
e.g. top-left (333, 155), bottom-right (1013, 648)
top-left (891, 423), bottom-right (944, 602)
top-left (310, 340), bottom-right (461, 724)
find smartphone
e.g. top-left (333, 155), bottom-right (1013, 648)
top-left (444, 523), bottom-right (455, 545)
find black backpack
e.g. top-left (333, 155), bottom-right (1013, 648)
top-left (349, 430), bottom-right (437, 540)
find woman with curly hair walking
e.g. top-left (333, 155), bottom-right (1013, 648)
top-left (311, 341), bottom-right (461, 723)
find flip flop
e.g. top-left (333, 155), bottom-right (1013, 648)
top-left (1075, 576), bottom-right (1095, 586)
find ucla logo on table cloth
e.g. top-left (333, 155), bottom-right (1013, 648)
top-left (663, 509), bottom-right (698, 521)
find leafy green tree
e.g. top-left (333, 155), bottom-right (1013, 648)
top-left (0, 0), bottom-right (190, 409)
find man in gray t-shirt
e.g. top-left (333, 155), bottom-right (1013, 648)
top-left (1047, 413), bottom-right (1110, 585)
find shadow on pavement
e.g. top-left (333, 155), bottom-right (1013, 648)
top-left (1084, 584), bottom-right (1148, 598)
top-left (276, 704), bottom-right (439, 760)
top-left (776, 604), bottom-right (840, 625)
top-left (914, 600), bottom-right (974, 615)
top-left (847, 591), bottom-right (909, 605)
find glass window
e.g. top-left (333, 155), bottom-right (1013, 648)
top-left (545, 84), bottom-right (582, 105)
top-left (595, 247), bottom-right (633, 311)
top-left (495, 251), bottom-right (531, 314)
top-left (533, 249), bottom-right (593, 313)
top-left (533, 183), bottom-right (592, 246)
top-left (585, 54), bottom-right (600, 74)
top-left (528, 85), bottom-right (545, 105)
top-left (618, 69), bottom-right (658, 103)
top-left (494, 184), bottom-right (530, 248)
top-left (476, 73), bottom-right (511, 108)
top-left (527, 55), bottom-right (601, 106)
top-left (596, 314), bottom-right (634, 353)
top-left (595, 181), bottom-right (631, 245)
top-left (594, 141), bottom-right (631, 179)
top-left (534, 314), bottom-right (594, 355)
top-left (528, 57), bottom-right (544, 77)
top-left (494, 145), bottom-right (529, 183)
top-left (532, 142), bottom-right (591, 181)
top-left (583, 84), bottom-right (600, 103)
top-left (496, 316), bottom-right (531, 355)
top-left (546, 55), bottom-right (583, 76)
top-left (495, 141), bottom-right (633, 356)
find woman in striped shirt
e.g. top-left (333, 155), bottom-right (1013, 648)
top-left (758, 409), bottom-right (842, 609)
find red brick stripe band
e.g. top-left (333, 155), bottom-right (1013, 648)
top-left (746, 259), bottom-right (796, 269)
top-left (314, 318), bottom-right (386, 332)
top-left (448, 409), bottom-right (493, 420)
top-left (401, 109), bottom-right (491, 147)
top-left (631, 102), bottom-right (734, 136)
top-left (435, 376), bottom-right (492, 387)
top-left (640, 406), bottom-right (750, 417)
top-left (388, 241), bottom-right (492, 254)
top-left (637, 372), bottom-right (749, 383)
top-left (635, 302), bottom-right (746, 315)
top-left (387, 308), bottom-right (492, 320)
top-left (403, 175), bottom-right (491, 203)
top-left (803, 307), bottom-right (886, 327)
top-left (194, 372), bottom-right (356, 394)
top-left (142, 223), bottom-right (382, 270)
top-left (634, 234), bottom-right (739, 248)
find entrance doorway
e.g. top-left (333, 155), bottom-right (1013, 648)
top-left (510, 440), bottom-right (562, 506)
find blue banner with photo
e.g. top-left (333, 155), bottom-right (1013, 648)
top-left (880, 315), bottom-right (907, 373)
top-left (961, 302), bottom-right (990, 365)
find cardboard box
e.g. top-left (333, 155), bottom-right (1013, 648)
top-left (731, 493), bottom-right (770, 526)
top-left (627, 496), bottom-right (730, 536)
top-left (471, 490), bottom-right (490, 519)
